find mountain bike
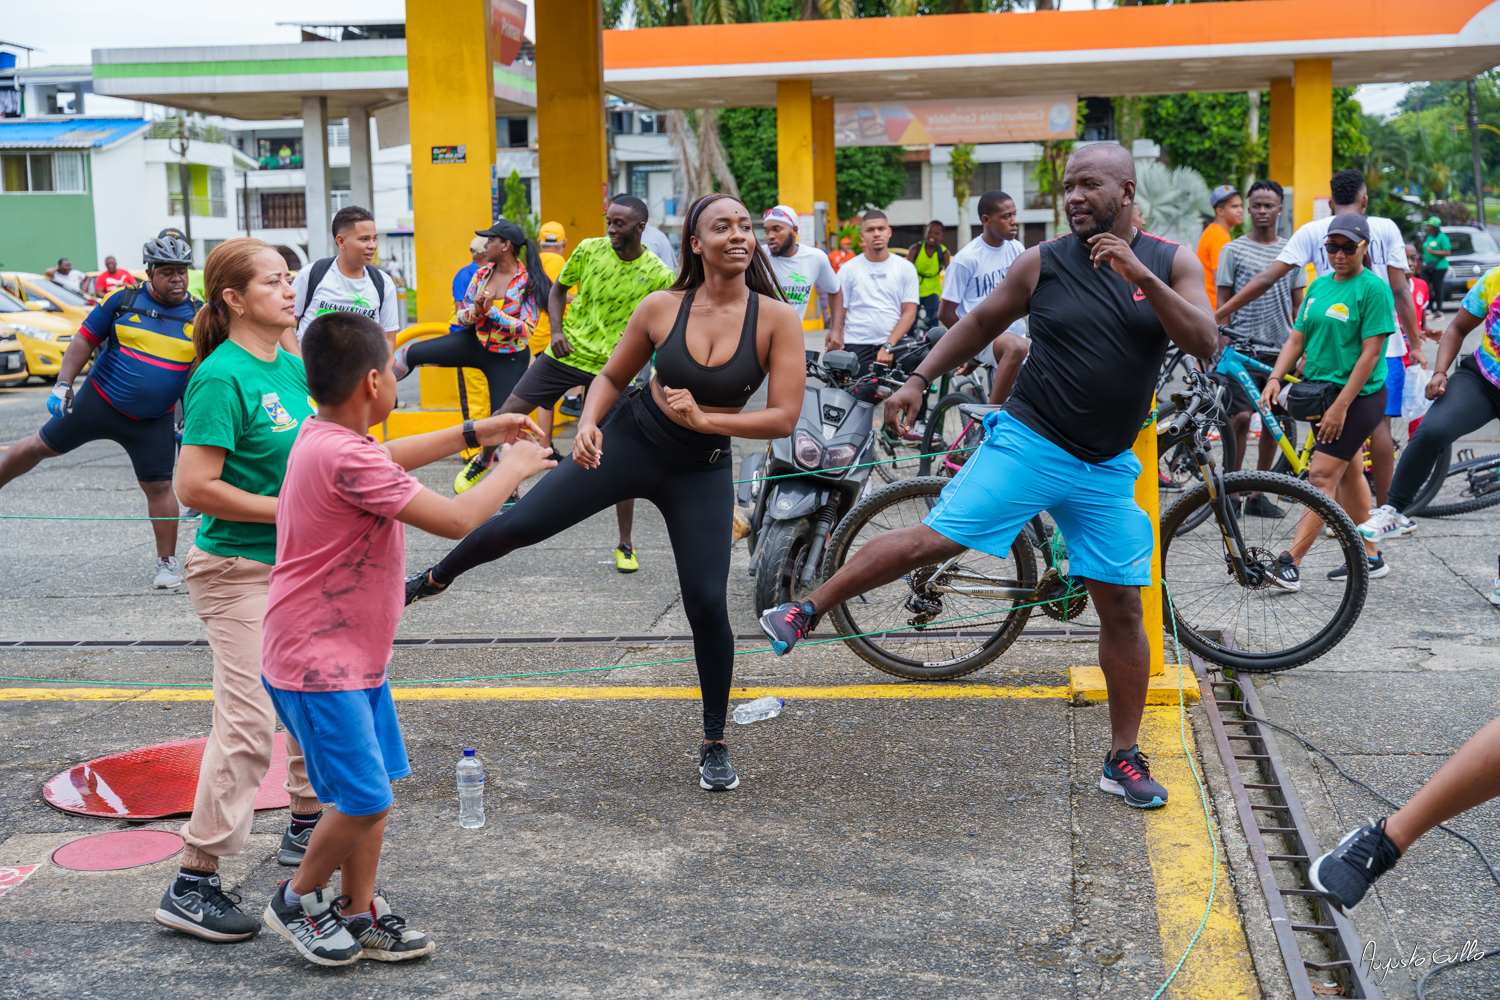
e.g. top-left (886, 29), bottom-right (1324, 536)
top-left (1401, 445), bottom-right (1500, 517)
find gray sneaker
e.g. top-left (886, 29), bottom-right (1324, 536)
top-left (277, 823), bottom-right (313, 866)
top-left (346, 893), bottom-right (437, 961)
top-left (153, 555), bottom-right (184, 589)
top-left (263, 881), bottom-right (362, 967)
top-left (153, 874), bottom-right (259, 942)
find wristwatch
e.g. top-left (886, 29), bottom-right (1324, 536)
top-left (461, 418), bottom-right (479, 449)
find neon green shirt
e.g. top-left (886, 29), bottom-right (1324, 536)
top-left (1294, 269), bottom-right (1393, 397)
top-left (548, 238), bottom-right (675, 375)
top-left (914, 243), bottom-right (947, 299)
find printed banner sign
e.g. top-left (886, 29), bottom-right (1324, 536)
top-left (835, 96), bottom-right (1077, 147)
top-left (432, 145), bottom-right (467, 164)
top-left (491, 0), bottom-right (527, 66)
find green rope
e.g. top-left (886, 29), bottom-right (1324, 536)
top-left (1147, 583), bottom-right (1218, 1000)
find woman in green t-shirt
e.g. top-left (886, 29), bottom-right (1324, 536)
top-left (1259, 214), bottom-right (1390, 590)
top-left (154, 239), bottom-right (322, 943)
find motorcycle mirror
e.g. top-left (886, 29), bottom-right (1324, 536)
top-left (805, 349), bottom-right (821, 365)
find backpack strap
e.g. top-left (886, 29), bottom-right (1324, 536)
top-left (365, 264), bottom-right (387, 310)
top-left (299, 257), bottom-right (337, 317)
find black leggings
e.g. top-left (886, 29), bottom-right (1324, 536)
top-left (1390, 354), bottom-right (1500, 511)
top-left (405, 333), bottom-right (530, 415)
top-left (432, 393), bottom-right (736, 740)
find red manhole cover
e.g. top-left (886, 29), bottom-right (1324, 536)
top-left (42, 733), bottom-right (291, 819)
top-left (51, 830), bottom-right (184, 871)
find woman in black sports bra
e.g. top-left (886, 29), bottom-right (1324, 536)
top-left (405, 193), bottom-right (806, 791)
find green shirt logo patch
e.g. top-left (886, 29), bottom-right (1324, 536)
top-left (261, 391), bottom-right (300, 432)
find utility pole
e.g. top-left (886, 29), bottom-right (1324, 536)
top-left (169, 117), bottom-right (193, 253)
top-left (1468, 79), bottom-right (1487, 227)
top-left (1245, 89), bottom-right (1260, 191)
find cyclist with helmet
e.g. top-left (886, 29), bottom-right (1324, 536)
top-left (0, 229), bottom-right (201, 588)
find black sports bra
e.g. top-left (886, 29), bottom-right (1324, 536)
top-left (652, 288), bottom-right (767, 408)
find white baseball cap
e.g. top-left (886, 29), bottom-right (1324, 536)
top-left (762, 205), bottom-right (799, 230)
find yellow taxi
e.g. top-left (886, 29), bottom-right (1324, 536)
top-left (0, 271), bottom-right (93, 327)
top-left (0, 325), bottom-right (27, 387)
top-left (0, 286), bottom-right (83, 380)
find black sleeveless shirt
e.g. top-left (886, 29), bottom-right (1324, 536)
top-left (1004, 230), bottom-right (1178, 463)
top-left (652, 288), bottom-right (767, 408)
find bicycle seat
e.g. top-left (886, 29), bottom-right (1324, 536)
top-left (957, 403), bottom-right (1004, 420)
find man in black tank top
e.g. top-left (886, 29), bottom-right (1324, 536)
top-left (762, 144), bottom-right (1217, 810)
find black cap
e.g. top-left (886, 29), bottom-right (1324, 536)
top-left (1326, 214), bottom-right (1370, 244)
top-left (475, 219), bottom-right (526, 241)
top-left (157, 227), bottom-right (188, 241)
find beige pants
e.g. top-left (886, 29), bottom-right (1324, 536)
top-left (179, 545), bottom-right (320, 871)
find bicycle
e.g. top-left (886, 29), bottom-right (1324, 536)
top-left (868, 329), bottom-right (979, 483)
top-left (1401, 445), bottom-right (1500, 517)
top-left (1159, 369), bottom-right (1370, 671)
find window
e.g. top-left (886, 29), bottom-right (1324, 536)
top-left (0, 152), bottom-right (86, 193)
top-left (972, 162), bottom-right (1004, 197)
top-left (208, 167), bottom-right (226, 217)
top-left (899, 161), bottom-right (922, 200)
top-left (331, 189), bottom-right (352, 211)
top-left (259, 191), bottom-right (307, 229)
top-left (327, 121), bottom-right (349, 148)
top-left (256, 137), bottom-right (302, 169)
top-left (507, 118), bottom-right (529, 148)
top-left (405, 164), bottom-right (413, 211)
top-left (638, 114), bottom-right (656, 135)
top-left (631, 169), bottom-right (649, 199)
top-left (610, 111), bottom-right (631, 134)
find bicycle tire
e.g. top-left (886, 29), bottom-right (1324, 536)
top-left (1156, 400), bottom-right (1237, 534)
top-left (1411, 450), bottom-right (1500, 517)
top-left (1400, 443), bottom-right (1450, 516)
top-left (1161, 471), bottom-right (1368, 672)
top-left (821, 477), bottom-right (1037, 680)
top-left (918, 391), bottom-right (985, 477)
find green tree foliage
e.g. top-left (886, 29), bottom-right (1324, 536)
top-left (501, 170), bottom-right (538, 242)
top-left (834, 147), bottom-right (908, 217)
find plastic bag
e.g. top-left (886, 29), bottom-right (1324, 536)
top-left (1402, 365), bottom-right (1434, 421)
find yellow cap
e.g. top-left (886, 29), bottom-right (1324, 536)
top-left (538, 220), bottom-right (566, 244)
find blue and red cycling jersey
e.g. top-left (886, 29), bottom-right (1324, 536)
top-left (77, 286), bottom-right (199, 420)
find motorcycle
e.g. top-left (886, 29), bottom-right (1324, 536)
top-left (739, 349), bottom-right (909, 613)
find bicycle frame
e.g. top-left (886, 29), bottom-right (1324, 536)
top-left (917, 515), bottom-right (1072, 601)
top-left (1212, 346), bottom-right (1316, 477)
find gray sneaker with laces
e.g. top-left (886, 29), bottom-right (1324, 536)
top-left (277, 823), bottom-right (313, 866)
top-left (263, 881), bottom-right (362, 967)
top-left (154, 874), bottom-right (259, 942)
top-left (153, 555), bottom-right (184, 589)
top-left (346, 893), bottom-right (436, 961)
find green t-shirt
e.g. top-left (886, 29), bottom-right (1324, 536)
top-left (181, 340), bottom-right (316, 564)
top-left (1293, 269), bottom-right (1394, 397)
top-left (1422, 231), bottom-right (1451, 270)
top-left (547, 237), bottom-right (675, 375)
top-left (914, 243), bottom-right (946, 299)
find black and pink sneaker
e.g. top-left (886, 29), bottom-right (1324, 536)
top-left (759, 601), bottom-right (817, 656)
top-left (1100, 746), bottom-right (1168, 809)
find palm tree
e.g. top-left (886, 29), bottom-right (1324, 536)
top-left (1134, 161), bottom-right (1211, 247)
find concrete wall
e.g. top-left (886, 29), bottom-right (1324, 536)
top-left (0, 159), bottom-right (96, 273)
top-left (91, 135), bottom-right (148, 270)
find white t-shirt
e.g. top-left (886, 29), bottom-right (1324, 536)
top-left (642, 225), bottom-right (677, 272)
top-left (763, 242), bottom-right (840, 313)
top-left (838, 252), bottom-right (920, 345)
top-left (1277, 215), bottom-right (1409, 357)
top-left (941, 235), bottom-right (1028, 338)
top-left (51, 270), bottom-right (86, 294)
top-left (292, 261), bottom-right (401, 344)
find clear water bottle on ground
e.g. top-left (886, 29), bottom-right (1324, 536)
top-left (733, 696), bottom-right (785, 725)
top-left (457, 748), bottom-right (485, 829)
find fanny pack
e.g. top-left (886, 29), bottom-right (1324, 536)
top-left (1282, 379), bottom-right (1342, 421)
top-left (626, 386), bottom-right (729, 465)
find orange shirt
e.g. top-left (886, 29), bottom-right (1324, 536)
top-left (1196, 223), bottom-right (1232, 309)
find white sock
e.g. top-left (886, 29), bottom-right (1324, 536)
top-left (282, 882), bottom-right (302, 909)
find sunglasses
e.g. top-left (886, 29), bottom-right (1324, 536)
top-left (1324, 239), bottom-right (1365, 257)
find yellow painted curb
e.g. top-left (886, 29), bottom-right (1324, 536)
top-left (1137, 704), bottom-right (1259, 999)
top-left (0, 683), bottom-right (1072, 703)
top-left (1068, 665), bottom-right (1201, 705)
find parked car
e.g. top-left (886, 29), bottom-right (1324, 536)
top-left (0, 288), bottom-right (82, 380)
top-left (0, 271), bottom-right (93, 326)
top-left (0, 325), bottom-right (28, 387)
top-left (1436, 226), bottom-right (1500, 302)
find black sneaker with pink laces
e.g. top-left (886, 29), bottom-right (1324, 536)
top-left (759, 600), bottom-right (818, 655)
top-left (1100, 745), bottom-right (1169, 809)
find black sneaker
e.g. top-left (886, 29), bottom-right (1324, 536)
top-left (405, 568), bottom-right (449, 607)
top-left (759, 600), bottom-right (818, 656)
top-left (263, 881), bottom-right (362, 967)
top-left (1244, 493), bottom-right (1286, 518)
top-left (346, 893), bottom-right (437, 961)
top-left (1099, 746), bottom-right (1168, 808)
top-left (1268, 551), bottom-right (1301, 592)
top-left (1328, 552), bottom-right (1387, 581)
top-left (1309, 820), bottom-right (1402, 916)
top-left (277, 823), bottom-right (312, 866)
top-left (559, 394), bottom-right (584, 418)
top-left (699, 742), bottom-right (740, 791)
top-left (154, 874), bottom-right (260, 942)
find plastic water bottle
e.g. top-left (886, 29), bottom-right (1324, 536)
top-left (457, 748), bottom-right (485, 829)
top-left (733, 696), bottom-right (785, 725)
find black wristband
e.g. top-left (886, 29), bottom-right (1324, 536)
top-left (908, 371), bottom-right (931, 390)
top-left (461, 418), bottom-right (479, 450)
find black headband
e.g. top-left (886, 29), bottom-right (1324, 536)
top-left (687, 193), bottom-right (738, 242)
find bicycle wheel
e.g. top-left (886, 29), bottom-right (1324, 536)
top-left (873, 425), bottom-right (928, 483)
top-left (1161, 471), bottom-right (1368, 672)
top-left (1399, 442), bottom-right (1449, 516)
top-left (1156, 400), bottom-right (1237, 529)
top-left (1411, 448), bottom-right (1500, 517)
top-left (918, 391), bottom-right (985, 477)
top-left (821, 477), bottom-right (1038, 680)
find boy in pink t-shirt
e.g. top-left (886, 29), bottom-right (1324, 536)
top-left (260, 312), bottom-right (554, 967)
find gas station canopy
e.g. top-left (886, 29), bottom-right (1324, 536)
top-left (601, 0), bottom-right (1500, 109)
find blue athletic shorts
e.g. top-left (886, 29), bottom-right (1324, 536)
top-left (923, 410), bottom-right (1155, 586)
top-left (263, 680), bottom-right (411, 816)
top-left (1384, 357), bottom-right (1405, 417)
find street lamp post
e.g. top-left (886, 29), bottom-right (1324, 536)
top-left (1468, 79), bottom-right (1487, 228)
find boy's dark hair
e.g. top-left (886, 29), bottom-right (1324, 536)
top-left (1329, 169), bottom-right (1366, 208)
top-left (303, 312), bottom-right (390, 405)
top-left (861, 209), bottom-right (889, 225)
top-left (1246, 179), bottom-right (1284, 203)
top-left (332, 205), bottom-right (375, 238)
top-left (608, 193), bottom-right (649, 222)
top-left (977, 189), bottom-right (1013, 216)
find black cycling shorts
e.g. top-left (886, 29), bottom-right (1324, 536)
top-left (510, 352), bottom-right (596, 409)
top-left (38, 378), bottom-right (176, 482)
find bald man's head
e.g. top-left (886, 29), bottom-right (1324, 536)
top-left (1061, 143), bottom-right (1138, 240)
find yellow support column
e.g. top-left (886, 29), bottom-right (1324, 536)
top-left (777, 80), bottom-right (815, 218)
top-left (536, 0), bottom-right (608, 248)
top-left (1132, 407), bottom-right (1165, 677)
top-left (1267, 77), bottom-right (1294, 187)
top-left (812, 95), bottom-right (838, 243)
top-left (406, 0), bottom-right (496, 423)
top-left (1291, 59), bottom-right (1332, 228)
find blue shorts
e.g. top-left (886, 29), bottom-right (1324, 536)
top-left (263, 680), bottom-right (411, 816)
top-left (1384, 357), bottom-right (1405, 416)
top-left (923, 410), bottom-right (1154, 586)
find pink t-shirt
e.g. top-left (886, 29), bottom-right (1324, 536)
top-left (261, 418), bottom-right (424, 692)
